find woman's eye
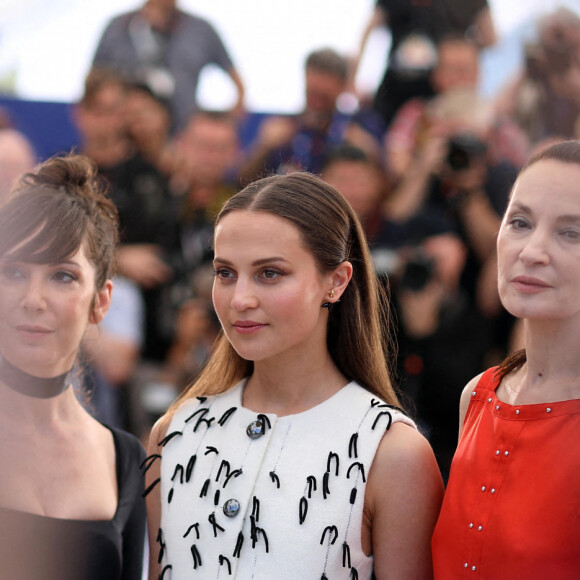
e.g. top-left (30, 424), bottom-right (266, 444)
top-left (214, 268), bottom-right (235, 279)
top-left (0, 265), bottom-right (24, 281)
top-left (561, 229), bottom-right (580, 241)
top-left (508, 217), bottom-right (529, 230)
top-left (261, 269), bottom-right (282, 280)
top-left (53, 270), bottom-right (77, 284)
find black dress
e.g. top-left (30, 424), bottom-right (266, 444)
top-left (0, 426), bottom-right (146, 580)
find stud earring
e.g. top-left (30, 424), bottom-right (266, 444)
top-left (321, 289), bottom-right (337, 309)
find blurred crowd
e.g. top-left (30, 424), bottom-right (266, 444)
top-left (1, 0), bottom-right (580, 478)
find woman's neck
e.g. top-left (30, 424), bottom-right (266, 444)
top-left (243, 352), bottom-right (348, 416)
top-left (0, 356), bottom-right (72, 399)
top-left (502, 319), bottom-right (580, 404)
top-left (0, 381), bottom-right (86, 429)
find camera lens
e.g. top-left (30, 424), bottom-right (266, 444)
top-left (446, 132), bottom-right (487, 171)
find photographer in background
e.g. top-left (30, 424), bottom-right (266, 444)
top-left (319, 142), bottom-right (502, 477)
top-left (378, 85), bottom-right (519, 478)
top-left (385, 34), bottom-right (529, 184)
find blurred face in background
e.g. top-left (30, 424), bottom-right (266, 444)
top-left (143, 0), bottom-right (177, 29)
top-left (304, 68), bottom-right (345, 128)
top-left (125, 88), bottom-right (171, 149)
top-left (322, 159), bottom-right (384, 220)
top-left (178, 114), bottom-right (239, 186)
top-left (431, 40), bottom-right (479, 94)
top-left (75, 81), bottom-right (127, 143)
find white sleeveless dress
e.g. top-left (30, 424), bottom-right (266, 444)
top-left (156, 380), bottom-right (416, 579)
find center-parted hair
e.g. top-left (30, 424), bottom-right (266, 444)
top-left (165, 171), bottom-right (401, 420)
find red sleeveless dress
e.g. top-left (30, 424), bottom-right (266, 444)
top-left (432, 367), bottom-right (580, 579)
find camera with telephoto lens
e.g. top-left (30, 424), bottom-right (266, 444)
top-left (446, 132), bottom-right (487, 172)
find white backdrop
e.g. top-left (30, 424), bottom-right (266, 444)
top-left (0, 0), bottom-right (578, 113)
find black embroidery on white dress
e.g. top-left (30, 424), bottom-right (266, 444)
top-left (321, 525), bottom-right (339, 546)
top-left (219, 554), bottom-right (233, 575)
top-left (186, 407), bottom-right (215, 432)
top-left (208, 512), bottom-right (225, 537)
top-left (183, 523), bottom-right (200, 540)
top-left (372, 410), bottom-right (393, 430)
top-left (160, 389), bottom-right (411, 577)
top-left (327, 452), bottom-right (340, 475)
top-left (156, 528), bottom-right (166, 563)
top-left (185, 407), bottom-right (209, 423)
top-left (322, 471), bottom-right (331, 499)
top-left (252, 496), bottom-right (260, 521)
top-left (299, 474), bottom-right (319, 524)
top-left (185, 454), bottom-right (197, 482)
top-left (346, 462), bottom-right (366, 482)
top-left (299, 496), bottom-right (308, 524)
top-left (342, 541), bottom-right (351, 567)
top-left (218, 406), bottom-right (238, 426)
top-left (307, 475), bottom-right (317, 497)
top-left (233, 531), bottom-right (244, 558)
top-left (269, 471), bottom-right (281, 488)
top-left (172, 464), bottom-right (185, 483)
top-left (190, 544), bottom-right (202, 569)
top-left (158, 430), bottom-right (183, 446)
top-left (200, 478), bottom-right (211, 498)
top-left (250, 515), bottom-right (270, 552)
top-left (143, 476), bottom-right (161, 498)
top-left (140, 454), bottom-right (161, 504)
top-left (141, 453), bottom-right (161, 473)
top-left (349, 433), bottom-right (359, 458)
top-left (257, 413), bottom-right (272, 432)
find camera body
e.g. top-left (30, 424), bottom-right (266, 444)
top-left (446, 132), bottom-right (487, 171)
top-left (399, 251), bottom-right (435, 291)
top-left (371, 247), bottom-right (435, 292)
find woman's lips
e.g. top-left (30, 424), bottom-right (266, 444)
top-left (511, 275), bottom-right (551, 293)
top-left (232, 321), bottom-right (268, 334)
top-left (15, 324), bottom-right (52, 339)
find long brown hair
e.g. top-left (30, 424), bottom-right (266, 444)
top-left (496, 139), bottom-right (580, 381)
top-left (164, 172), bottom-right (400, 421)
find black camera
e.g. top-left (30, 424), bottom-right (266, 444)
top-left (399, 251), bottom-right (435, 291)
top-left (446, 132), bottom-right (487, 171)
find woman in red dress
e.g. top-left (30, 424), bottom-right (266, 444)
top-left (432, 140), bottom-right (580, 579)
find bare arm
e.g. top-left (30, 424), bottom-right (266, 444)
top-left (366, 423), bottom-right (444, 580)
top-left (383, 135), bottom-right (446, 221)
top-left (349, 6), bottom-right (388, 88)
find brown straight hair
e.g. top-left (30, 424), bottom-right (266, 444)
top-left (163, 171), bottom-right (401, 423)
